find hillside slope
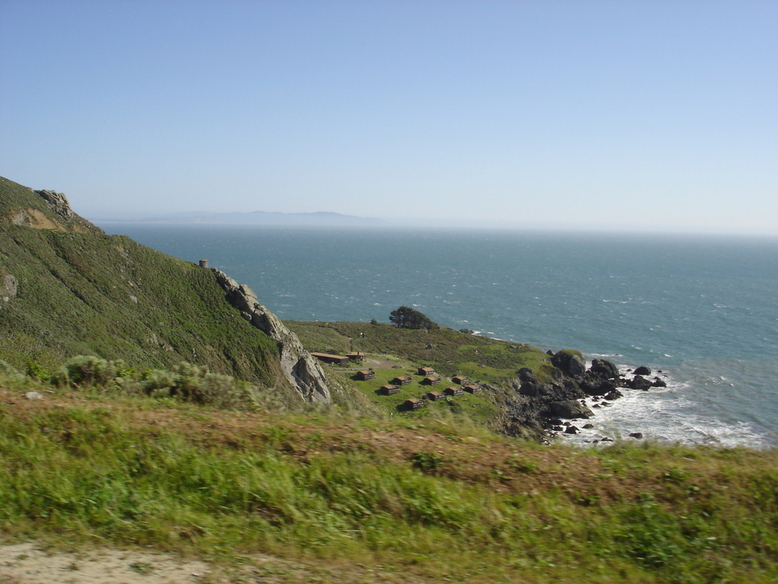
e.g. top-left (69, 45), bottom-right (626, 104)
top-left (0, 176), bottom-right (329, 402)
top-left (1, 372), bottom-right (776, 583)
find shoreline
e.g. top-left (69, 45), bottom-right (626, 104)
top-left (553, 361), bottom-right (775, 449)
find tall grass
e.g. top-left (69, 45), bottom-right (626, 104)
top-left (1, 370), bottom-right (777, 582)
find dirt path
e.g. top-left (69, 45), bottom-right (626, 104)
top-left (0, 542), bottom-right (428, 584)
top-left (0, 543), bottom-right (214, 584)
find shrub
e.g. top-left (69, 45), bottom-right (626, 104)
top-left (51, 356), bottom-right (125, 388)
top-left (25, 360), bottom-right (48, 381)
top-left (389, 306), bottom-right (438, 330)
top-left (141, 361), bottom-right (282, 411)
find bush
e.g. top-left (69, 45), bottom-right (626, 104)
top-left (141, 361), bottom-right (282, 411)
top-left (389, 306), bottom-right (438, 330)
top-left (51, 355), bottom-right (125, 388)
top-left (25, 360), bottom-right (49, 381)
top-left (47, 355), bottom-right (288, 412)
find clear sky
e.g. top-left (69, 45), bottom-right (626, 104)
top-left (1, 0), bottom-right (776, 234)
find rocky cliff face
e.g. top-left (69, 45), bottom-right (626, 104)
top-left (212, 270), bottom-right (331, 404)
top-left (36, 190), bottom-right (74, 220)
top-left (0, 178), bottom-right (99, 234)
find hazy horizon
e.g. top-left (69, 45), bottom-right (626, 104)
top-left (2, 1), bottom-right (776, 236)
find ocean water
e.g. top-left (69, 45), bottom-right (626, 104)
top-left (101, 224), bottom-right (778, 448)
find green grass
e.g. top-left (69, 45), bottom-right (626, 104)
top-left (1, 372), bottom-right (777, 583)
top-left (0, 176), bottom-right (285, 389)
top-left (287, 321), bottom-right (556, 383)
top-left (287, 321), bottom-right (557, 431)
top-left (341, 365), bottom-right (500, 424)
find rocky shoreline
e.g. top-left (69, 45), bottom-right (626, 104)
top-left (505, 349), bottom-right (667, 442)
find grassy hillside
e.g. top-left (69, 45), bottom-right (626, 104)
top-left (0, 176), bottom-right (283, 388)
top-left (287, 321), bottom-right (557, 429)
top-left (1, 370), bottom-right (776, 583)
top-left (287, 321), bottom-right (556, 382)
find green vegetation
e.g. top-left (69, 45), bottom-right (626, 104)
top-left (286, 320), bottom-right (554, 428)
top-left (3, 175), bottom-right (778, 582)
top-left (1, 367), bottom-right (777, 583)
top-left (389, 305), bottom-right (438, 330)
top-left (46, 355), bottom-right (297, 411)
top-left (347, 363), bottom-right (499, 424)
top-left (287, 321), bottom-right (555, 382)
top-left (0, 176), bottom-right (284, 390)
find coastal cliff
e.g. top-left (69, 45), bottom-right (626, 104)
top-left (212, 269), bottom-right (331, 403)
top-left (0, 176), bottom-right (330, 404)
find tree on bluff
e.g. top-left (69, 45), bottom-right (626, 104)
top-left (389, 306), bottom-right (438, 330)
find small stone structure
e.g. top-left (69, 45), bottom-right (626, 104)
top-left (199, 259), bottom-right (209, 268)
top-left (444, 386), bottom-right (463, 396)
top-left (426, 390), bottom-right (445, 401)
top-left (356, 369), bottom-right (375, 381)
top-left (417, 366), bottom-right (436, 376)
top-left (421, 376), bottom-right (441, 385)
top-left (402, 398), bottom-right (425, 410)
top-left (378, 384), bottom-right (399, 395)
top-left (464, 384), bottom-right (482, 394)
top-left (391, 375), bottom-right (412, 385)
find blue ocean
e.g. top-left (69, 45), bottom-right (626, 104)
top-left (101, 224), bottom-right (778, 448)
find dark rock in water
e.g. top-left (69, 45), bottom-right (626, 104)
top-left (520, 380), bottom-right (584, 401)
top-left (629, 432), bottom-right (644, 439)
top-left (583, 423), bottom-right (594, 429)
top-left (590, 358), bottom-right (620, 379)
top-left (580, 371), bottom-right (618, 396)
top-left (634, 366), bottom-right (652, 376)
top-left (592, 404), bottom-right (601, 408)
top-left (565, 425), bottom-right (579, 434)
top-left (549, 400), bottom-right (594, 419)
top-left (518, 368), bottom-right (536, 383)
top-left (552, 350), bottom-right (586, 376)
top-left (629, 375), bottom-right (653, 390)
top-left (615, 376), bottom-right (631, 388)
top-left (601, 437), bottom-right (614, 442)
top-left (604, 389), bottom-right (623, 401)
top-left (653, 377), bottom-right (667, 388)
top-left (552, 426), bottom-right (563, 432)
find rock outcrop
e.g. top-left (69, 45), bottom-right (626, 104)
top-left (36, 190), bottom-right (73, 219)
top-left (551, 350), bottom-right (586, 376)
top-left (506, 352), bottom-right (668, 437)
top-left (591, 358), bottom-right (620, 379)
top-left (550, 400), bottom-right (594, 419)
top-left (628, 375), bottom-right (653, 390)
top-left (2, 185), bottom-right (99, 233)
top-left (1, 273), bottom-right (18, 299)
top-left (212, 270), bottom-right (331, 404)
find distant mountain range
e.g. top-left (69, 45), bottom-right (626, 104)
top-left (98, 210), bottom-right (383, 226)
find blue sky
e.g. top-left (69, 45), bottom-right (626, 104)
top-left (1, 0), bottom-right (776, 234)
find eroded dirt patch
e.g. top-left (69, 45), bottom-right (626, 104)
top-left (0, 543), bottom-right (213, 584)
